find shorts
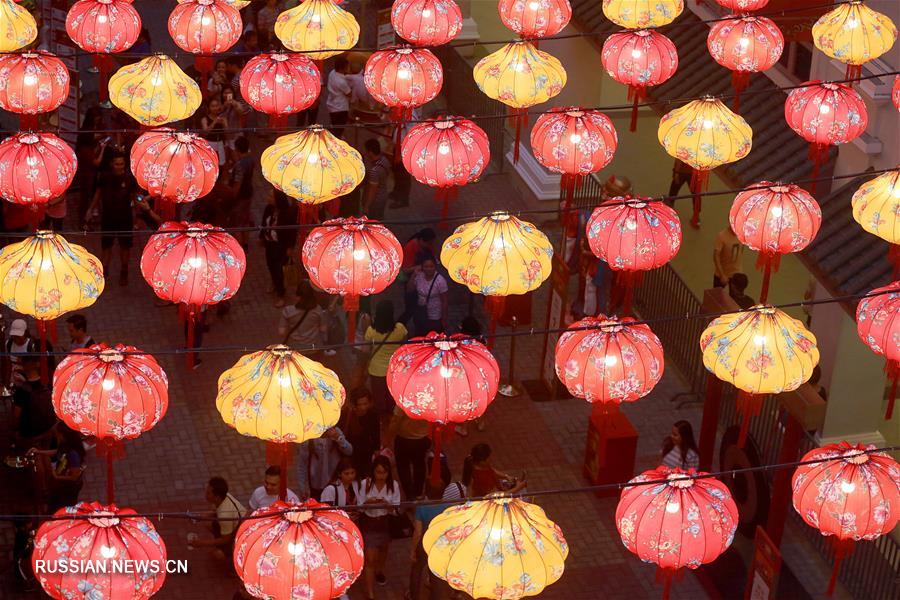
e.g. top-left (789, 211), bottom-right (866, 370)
top-left (101, 233), bottom-right (134, 249)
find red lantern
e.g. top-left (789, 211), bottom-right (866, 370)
top-left (301, 217), bottom-right (402, 341)
top-left (530, 108), bottom-right (618, 208)
top-left (33, 502), bottom-right (168, 600)
top-left (0, 132), bottom-right (77, 207)
top-left (893, 74), bottom-right (899, 111)
top-left (140, 221), bottom-right (246, 366)
top-left (713, 0), bottom-right (769, 12)
top-left (856, 281), bottom-right (900, 419)
top-left (388, 332), bottom-right (499, 481)
top-left (792, 442), bottom-right (900, 595)
top-left (586, 196), bottom-right (682, 313)
top-left (66, 0), bottom-right (141, 102)
top-left (601, 29), bottom-right (678, 132)
top-left (708, 15), bottom-right (783, 108)
top-left (239, 52), bottom-right (321, 127)
top-left (616, 467), bottom-right (738, 599)
top-left (364, 46), bottom-right (443, 127)
top-left (729, 182), bottom-right (821, 303)
top-left (131, 128), bottom-right (219, 218)
top-left (168, 0), bottom-right (242, 86)
top-left (555, 315), bottom-right (664, 404)
top-left (785, 81), bottom-right (868, 188)
top-left (401, 117), bottom-right (489, 221)
top-left (0, 52), bottom-right (70, 129)
top-left (392, 0), bottom-right (463, 46)
top-left (235, 500), bottom-right (364, 599)
top-left (497, 0), bottom-right (572, 39)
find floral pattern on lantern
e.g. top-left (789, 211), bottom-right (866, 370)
top-left (168, 0), bottom-right (242, 57)
top-left (851, 169), bottom-right (900, 246)
top-left (586, 196), bottom-right (682, 271)
top-left (216, 344), bottom-right (346, 443)
top-left (555, 315), bottom-right (664, 404)
top-left (0, 231), bottom-right (104, 321)
top-left (364, 47), bottom-right (443, 119)
top-left (812, 1), bottom-right (897, 79)
top-left (275, 0), bottom-right (360, 59)
top-left (239, 53), bottom-right (321, 120)
top-left (235, 500), bottom-right (364, 600)
top-left (66, 0), bottom-right (141, 53)
top-left (785, 81), bottom-right (868, 156)
top-left (261, 126), bottom-right (365, 204)
top-left (388, 332), bottom-right (500, 423)
top-left (602, 0), bottom-right (683, 29)
top-left (424, 496), bottom-right (569, 600)
top-left (392, 0), bottom-right (462, 46)
top-left (131, 129), bottom-right (219, 206)
top-left (53, 343), bottom-right (169, 440)
top-left (856, 280), bottom-right (900, 418)
top-left (441, 212), bottom-right (553, 296)
top-left (32, 502), bottom-right (167, 600)
top-left (893, 74), bottom-right (899, 111)
top-left (498, 0), bottom-right (572, 38)
top-left (302, 217), bottom-right (402, 298)
top-left (0, 133), bottom-right (77, 206)
top-left (708, 15), bottom-right (783, 96)
top-left (616, 467), bottom-right (737, 591)
top-left (474, 41), bottom-right (566, 109)
top-left (0, 52), bottom-right (70, 116)
top-left (0, 0), bottom-right (37, 52)
top-left (108, 54), bottom-right (202, 125)
top-left (714, 0), bottom-right (768, 10)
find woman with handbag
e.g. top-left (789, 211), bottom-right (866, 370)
top-left (407, 258), bottom-right (448, 337)
top-left (358, 455), bottom-right (402, 599)
top-left (278, 280), bottom-right (328, 350)
top-left (363, 300), bottom-right (407, 418)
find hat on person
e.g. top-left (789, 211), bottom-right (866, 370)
top-left (8, 319), bottom-right (27, 337)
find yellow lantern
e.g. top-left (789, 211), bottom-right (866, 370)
top-left (219, 0), bottom-right (251, 8)
top-left (602, 0), bottom-right (684, 29)
top-left (0, 231), bottom-right (104, 322)
top-left (700, 305), bottom-right (818, 445)
top-left (812, 1), bottom-right (897, 79)
top-left (658, 97), bottom-right (752, 227)
top-left (851, 169), bottom-right (900, 245)
top-left (423, 495), bottom-right (569, 600)
top-left (260, 125), bottom-right (364, 204)
top-left (216, 344), bottom-right (345, 443)
top-left (0, 0), bottom-right (37, 52)
top-left (108, 55), bottom-right (202, 126)
top-left (274, 0), bottom-right (360, 60)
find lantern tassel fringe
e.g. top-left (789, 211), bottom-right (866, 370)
top-left (627, 86), bottom-right (645, 133)
top-left (756, 254), bottom-right (780, 305)
top-left (484, 296), bottom-right (506, 349)
top-left (827, 538), bottom-right (855, 596)
top-left (689, 170), bottom-right (707, 229)
top-left (736, 391), bottom-right (762, 448)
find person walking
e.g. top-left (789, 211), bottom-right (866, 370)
top-left (386, 407), bottom-right (431, 501)
top-left (248, 465), bottom-right (300, 510)
top-left (661, 420), bottom-right (700, 470)
top-left (408, 258), bottom-right (448, 336)
top-left (343, 388), bottom-right (381, 478)
top-left (713, 224), bottom-right (744, 288)
top-left (296, 426), bottom-right (353, 500)
top-left (408, 481), bottom-right (453, 600)
top-left (462, 443), bottom-right (527, 497)
top-left (363, 300), bottom-right (407, 418)
top-left (260, 191), bottom-right (298, 308)
top-left (326, 57), bottom-right (353, 137)
top-left (362, 139), bottom-right (392, 219)
top-left (319, 457), bottom-right (361, 509)
top-left (87, 153), bottom-right (138, 286)
top-left (358, 455), bottom-right (401, 599)
top-left (278, 280), bottom-right (329, 349)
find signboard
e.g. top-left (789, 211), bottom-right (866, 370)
top-left (376, 8), bottom-right (395, 49)
top-left (745, 526), bottom-right (782, 600)
top-left (539, 255), bottom-right (569, 395)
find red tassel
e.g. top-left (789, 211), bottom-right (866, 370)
top-left (628, 86), bottom-right (644, 132)
top-left (613, 271), bottom-right (644, 317)
top-left (731, 71), bottom-right (750, 111)
top-left (435, 187), bottom-right (458, 229)
top-left (429, 424), bottom-right (443, 486)
top-left (736, 390), bottom-right (762, 447)
top-left (344, 294), bottom-right (359, 344)
top-left (756, 254), bottom-right (780, 304)
top-left (20, 114), bottom-right (38, 130)
top-left (36, 320), bottom-right (48, 385)
top-left (94, 54), bottom-right (113, 103)
top-left (655, 568), bottom-right (680, 600)
top-left (689, 170), bottom-right (707, 229)
top-left (97, 439), bottom-right (124, 504)
top-left (269, 113), bottom-right (288, 129)
top-left (484, 296), bottom-right (506, 349)
top-left (186, 305), bottom-right (197, 369)
top-left (513, 109), bottom-right (525, 164)
top-left (807, 143), bottom-right (828, 193)
top-left (844, 64), bottom-right (862, 83)
top-left (885, 361), bottom-right (898, 420)
top-left (195, 56), bottom-right (214, 99)
top-left (827, 538), bottom-right (855, 595)
top-left (278, 443), bottom-right (289, 501)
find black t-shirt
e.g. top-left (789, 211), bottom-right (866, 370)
top-left (96, 172), bottom-right (137, 229)
top-left (13, 380), bottom-right (56, 439)
top-left (232, 156), bottom-right (255, 200)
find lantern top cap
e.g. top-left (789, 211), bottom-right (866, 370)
top-left (434, 119), bottom-right (457, 130)
top-left (395, 47), bottom-right (414, 55)
top-left (175, 132), bottom-right (197, 143)
top-left (622, 196), bottom-right (648, 209)
top-left (597, 319), bottom-right (624, 333)
top-left (18, 133), bottom-right (40, 144)
top-left (485, 492), bottom-right (513, 504)
top-left (87, 512), bottom-right (121, 527)
top-left (667, 472), bottom-right (695, 488)
top-left (749, 304), bottom-right (776, 315)
top-left (284, 509), bottom-right (313, 523)
top-left (21, 52), bottom-right (39, 59)
top-left (842, 448), bottom-right (870, 464)
top-left (268, 344), bottom-right (292, 357)
top-left (97, 0), bottom-right (113, 4)
top-left (269, 53), bottom-right (289, 62)
top-left (309, 124), bottom-right (325, 133)
top-left (564, 109), bottom-right (584, 118)
top-left (196, 0), bottom-right (215, 5)
top-left (434, 339), bottom-right (458, 351)
top-left (35, 230), bottom-right (55, 240)
top-left (766, 184), bottom-right (791, 193)
top-left (633, 29), bottom-right (652, 37)
top-left (186, 227), bottom-right (209, 238)
top-left (489, 211), bottom-right (511, 222)
top-left (98, 348), bottom-right (124, 363)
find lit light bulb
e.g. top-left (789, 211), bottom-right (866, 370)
top-left (702, 119), bottom-right (714, 130)
top-left (102, 379), bottom-right (115, 391)
top-left (840, 480), bottom-right (856, 494)
top-left (97, 14), bottom-right (108, 24)
top-left (819, 104), bottom-right (831, 114)
top-left (665, 501), bottom-right (680, 514)
top-left (438, 142), bottom-right (450, 155)
top-left (187, 257), bottom-right (203, 268)
top-left (288, 542), bottom-right (304, 555)
top-left (201, 16), bottom-right (211, 26)
top-left (40, 259), bottom-right (52, 271)
top-left (279, 375), bottom-right (291, 387)
top-left (307, 153), bottom-right (319, 164)
top-left (492, 238), bottom-right (507, 250)
top-left (892, 185), bottom-right (900, 199)
top-left (151, 76), bottom-right (162, 86)
top-left (770, 205), bottom-right (783, 218)
top-left (514, 62), bottom-right (525, 72)
top-left (528, 1), bottom-right (539, 9)
top-left (275, 74), bottom-right (284, 84)
top-left (421, 8), bottom-right (431, 17)
top-left (352, 248), bottom-right (366, 260)
top-left (847, 18), bottom-right (858, 29)
top-left (753, 335), bottom-right (767, 346)
top-left (739, 37), bottom-right (750, 48)
top-left (569, 133), bottom-right (582, 144)
top-left (100, 545), bottom-right (117, 559)
top-left (604, 355), bottom-right (618, 367)
top-left (631, 49), bottom-right (643, 59)
top-left (625, 218), bottom-right (637, 231)
top-left (312, 14), bottom-right (321, 23)
top-left (439, 366), bottom-right (452, 378)
top-left (26, 156), bottom-right (37, 167)
top-left (23, 74), bottom-right (37, 86)
top-left (489, 527), bottom-right (503, 540)
top-left (397, 69), bottom-right (411, 80)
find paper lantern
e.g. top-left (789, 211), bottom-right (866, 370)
top-left (785, 81), bottom-right (867, 186)
top-left (708, 15), bottom-right (783, 106)
top-left (530, 108), bottom-right (618, 205)
top-left (0, 231), bottom-right (104, 327)
top-left (392, 0), bottom-right (462, 46)
top-left (555, 315), bottom-right (663, 404)
top-left (0, 0), bottom-right (37, 52)
top-left (108, 54), bottom-right (202, 126)
top-left (700, 305), bottom-right (818, 445)
top-left (65, 0), bottom-right (141, 53)
top-left (714, 0), bottom-right (768, 10)
top-left (424, 496), bottom-right (568, 600)
top-left (497, 0), bottom-right (572, 39)
top-left (401, 117), bottom-right (490, 219)
top-left (53, 343), bottom-right (169, 440)
top-left (851, 170), bottom-right (900, 266)
top-left (792, 442), bottom-right (900, 594)
top-left (0, 52), bottom-right (70, 128)
top-left (473, 41), bottom-right (566, 161)
top-left (275, 0), bottom-right (360, 60)
top-left (364, 47), bottom-right (443, 121)
top-left (616, 467), bottom-right (737, 597)
top-left (602, 0), bottom-right (683, 29)
top-left (893, 74), bottom-right (900, 111)
top-left (33, 502), bottom-right (167, 600)
top-left (0, 132), bottom-right (77, 207)
top-left (239, 52), bottom-right (321, 126)
top-left (222, 0), bottom-right (251, 8)
top-left (261, 125), bottom-right (365, 204)
top-left (729, 182), bottom-right (821, 302)
top-left (235, 500), bottom-right (364, 600)
top-left (216, 344), bottom-right (346, 443)
top-left (601, 29), bottom-right (678, 132)
top-left (302, 216), bottom-right (402, 340)
top-left (658, 98), bottom-right (752, 228)
top-left (812, 1), bottom-right (897, 80)
top-left (856, 281), bottom-right (900, 419)
top-left (169, 0), bottom-right (242, 83)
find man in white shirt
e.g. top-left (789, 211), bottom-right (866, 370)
top-left (326, 57), bottom-right (353, 138)
top-left (248, 465), bottom-right (300, 510)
